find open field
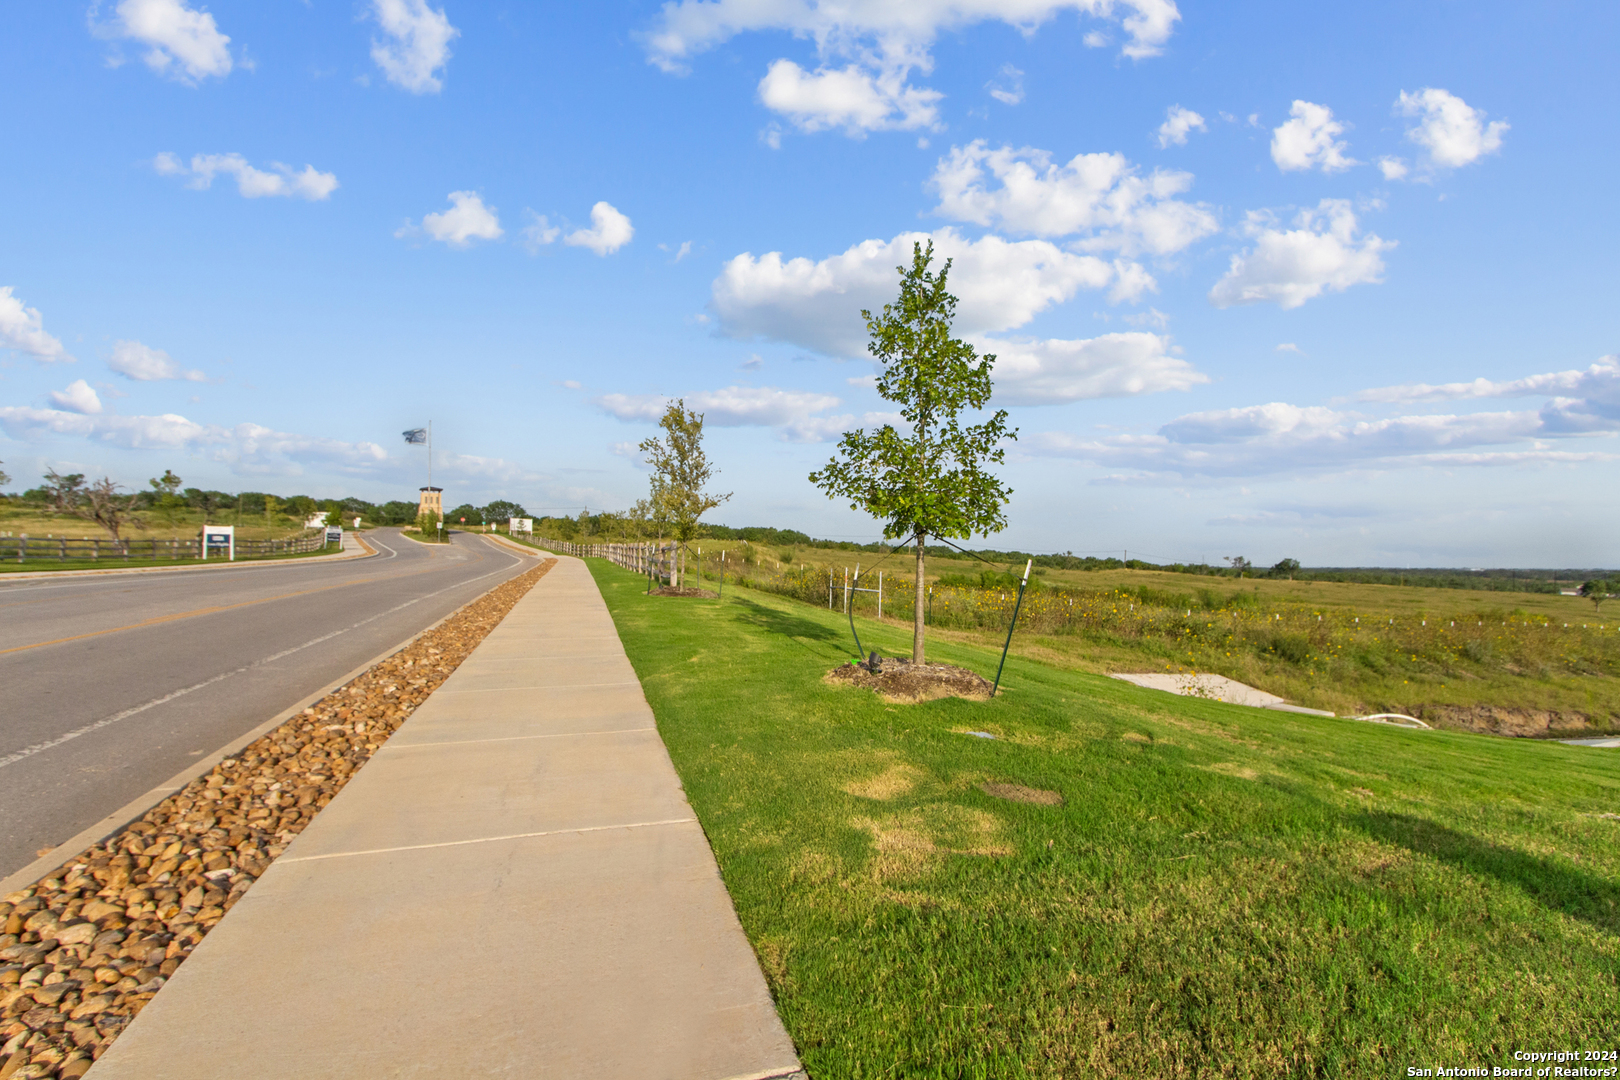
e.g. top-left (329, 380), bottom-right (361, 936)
top-left (679, 548), bottom-right (1620, 732)
top-left (589, 559), bottom-right (1619, 1077)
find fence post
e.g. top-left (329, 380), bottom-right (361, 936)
top-left (843, 567), bottom-right (849, 613)
top-left (878, 571), bottom-right (883, 620)
top-left (60, 537), bottom-right (67, 561)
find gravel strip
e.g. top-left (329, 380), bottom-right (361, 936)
top-left (0, 558), bottom-right (556, 1079)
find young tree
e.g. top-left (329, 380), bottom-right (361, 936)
top-left (0, 460), bottom-right (9, 489)
top-left (1225, 556), bottom-right (1252, 578)
top-left (1581, 579), bottom-right (1611, 612)
top-left (640, 400), bottom-right (731, 586)
top-left (82, 477), bottom-right (146, 545)
top-left (149, 470), bottom-right (185, 526)
top-left (809, 241), bottom-right (1016, 665)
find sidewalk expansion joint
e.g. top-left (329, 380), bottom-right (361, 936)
top-left (279, 817), bottom-right (699, 864)
top-left (437, 680), bottom-right (643, 693)
top-left (383, 727), bottom-right (656, 749)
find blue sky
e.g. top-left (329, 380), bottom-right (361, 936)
top-left (2, 1), bottom-right (1616, 565)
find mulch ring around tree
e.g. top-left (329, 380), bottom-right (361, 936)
top-left (826, 655), bottom-right (993, 704)
top-left (647, 586), bottom-right (717, 598)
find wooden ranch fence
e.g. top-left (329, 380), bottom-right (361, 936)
top-left (1, 531), bottom-right (331, 564)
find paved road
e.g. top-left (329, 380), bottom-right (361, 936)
top-left (0, 529), bottom-right (535, 881)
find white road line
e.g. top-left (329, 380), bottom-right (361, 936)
top-left (0, 552), bottom-right (527, 770)
top-left (384, 727), bottom-right (655, 749)
top-left (279, 817), bottom-right (697, 863)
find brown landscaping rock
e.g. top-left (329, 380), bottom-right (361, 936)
top-left (0, 557), bottom-right (556, 1077)
top-left (827, 656), bottom-right (993, 704)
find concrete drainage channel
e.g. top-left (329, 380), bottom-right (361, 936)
top-left (0, 559), bottom-right (555, 1080)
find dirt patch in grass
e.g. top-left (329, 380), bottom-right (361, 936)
top-left (979, 782), bottom-right (1064, 806)
top-left (826, 656), bottom-right (992, 704)
top-left (1415, 703), bottom-right (1614, 738)
top-left (648, 585), bottom-right (717, 598)
top-left (844, 764), bottom-right (925, 801)
top-left (852, 805), bottom-right (1010, 881)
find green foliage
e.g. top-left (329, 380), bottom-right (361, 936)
top-left (809, 241), bottom-right (1015, 547)
top-left (1581, 579), bottom-right (1611, 611)
top-left (42, 469), bottom-right (86, 513)
top-left (448, 502), bottom-right (483, 525)
top-left (413, 510), bottom-right (443, 538)
top-left (1271, 557), bottom-right (1301, 579)
top-left (640, 400), bottom-right (731, 545)
top-left (480, 499), bottom-right (526, 524)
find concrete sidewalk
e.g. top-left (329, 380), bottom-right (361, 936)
top-left (88, 556), bottom-right (804, 1080)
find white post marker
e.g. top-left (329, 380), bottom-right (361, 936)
top-left (202, 524), bottom-right (235, 561)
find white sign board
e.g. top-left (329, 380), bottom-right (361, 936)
top-left (202, 524), bottom-right (235, 561)
top-left (325, 527), bottom-right (344, 546)
top-left (510, 517), bottom-right (533, 534)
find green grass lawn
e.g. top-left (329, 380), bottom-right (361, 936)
top-left (585, 558), bottom-right (1620, 1078)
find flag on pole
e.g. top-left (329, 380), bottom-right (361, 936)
top-left (402, 428), bottom-right (427, 444)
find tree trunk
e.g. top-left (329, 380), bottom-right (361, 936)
top-left (913, 529), bottom-right (926, 664)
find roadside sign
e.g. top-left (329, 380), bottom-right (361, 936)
top-left (202, 524), bottom-right (235, 561)
top-left (325, 527), bottom-right (344, 546)
top-left (510, 517), bottom-right (532, 534)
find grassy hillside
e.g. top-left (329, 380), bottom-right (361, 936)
top-left (588, 559), bottom-right (1619, 1078)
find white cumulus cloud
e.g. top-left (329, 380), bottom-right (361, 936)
top-left (0, 407), bottom-right (392, 474)
top-left (643, 1), bottom-right (1178, 139)
top-left (712, 228), bottom-right (1116, 358)
top-left (982, 331), bottom-right (1205, 405)
top-left (49, 380), bottom-right (103, 415)
top-left (108, 340), bottom-right (207, 382)
top-left (1155, 105), bottom-right (1205, 147)
top-left (0, 287), bottom-right (73, 363)
top-left (759, 59), bottom-right (942, 134)
top-left (1026, 355), bottom-right (1620, 478)
top-left (98, 0), bottom-right (233, 83)
top-left (154, 152), bottom-right (339, 200)
top-left (1397, 88), bottom-right (1508, 170)
top-left (987, 64), bottom-right (1024, 106)
top-left (594, 385), bottom-right (885, 442)
top-left (521, 211), bottom-right (561, 252)
top-left (1208, 200), bottom-right (1392, 310)
top-left (1377, 156), bottom-right (1409, 181)
top-left (370, 0), bottom-right (458, 94)
top-left (930, 141), bottom-right (1219, 257)
top-left (565, 202), bottom-right (635, 256)
top-left (643, 0), bottom-right (1181, 72)
top-left (1270, 100), bottom-right (1356, 173)
top-left (401, 191), bottom-right (503, 247)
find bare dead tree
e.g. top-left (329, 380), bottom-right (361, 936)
top-left (81, 477), bottom-right (146, 547)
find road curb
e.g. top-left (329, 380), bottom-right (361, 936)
top-left (0, 535), bottom-right (525, 896)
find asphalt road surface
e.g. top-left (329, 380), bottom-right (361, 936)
top-left (0, 529), bottom-right (537, 881)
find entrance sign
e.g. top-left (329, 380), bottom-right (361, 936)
top-left (510, 517), bottom-right (532, 535)
top-left (202, 525), bottom-right (235, 561)
top-left (325, 527), bottom-right (344, 546)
